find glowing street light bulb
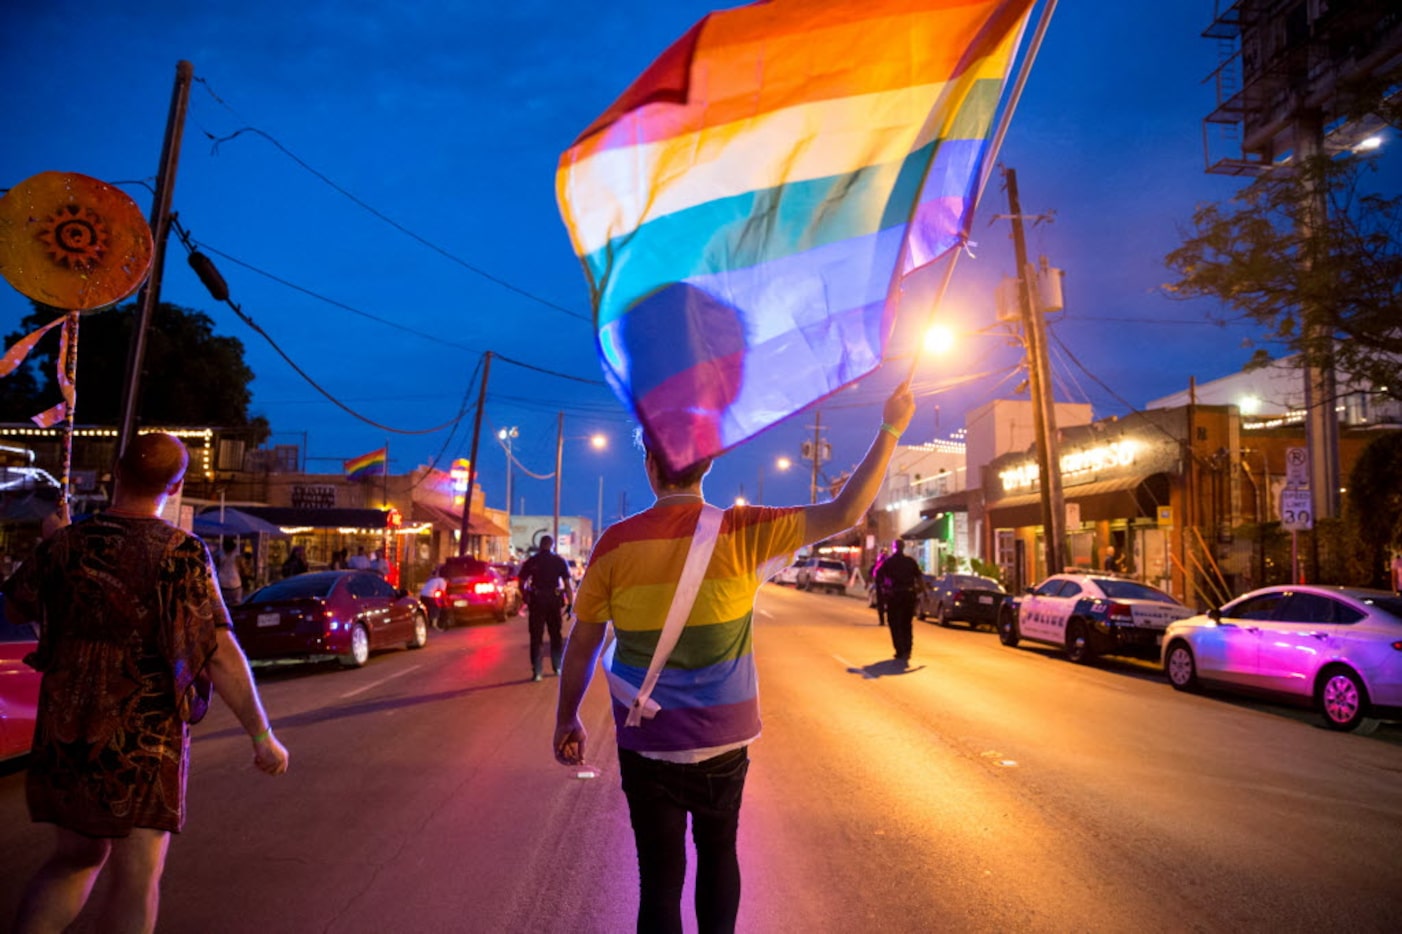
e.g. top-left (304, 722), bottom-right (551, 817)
top-left (923, 323), bottom-right (955, 355)
top-left (1354, 135), bottom-right (1383, 152)
top-left (590, 433), bottom-right (607, 450)
top-left (776, 456), bottom-right (792, 471)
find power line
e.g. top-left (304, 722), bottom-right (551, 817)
top-left (194, 78), bottom-right (591, 324)
top-left (174, 221), bottom-right (472, 436)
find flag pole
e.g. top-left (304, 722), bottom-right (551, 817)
top-left (903, 0), bottom-right (1059, 385)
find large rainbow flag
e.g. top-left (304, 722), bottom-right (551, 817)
top-left (557, 0), bottom-right (1034, 470)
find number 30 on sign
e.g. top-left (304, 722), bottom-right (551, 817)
top-left (1280, 489), bottom-right (1313, 531)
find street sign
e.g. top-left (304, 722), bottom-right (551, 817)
top-left (1285, 447), bottom-right (1309, 487)
top-left (1280, 488), bottom-right (1313, 531)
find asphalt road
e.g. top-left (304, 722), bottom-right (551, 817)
top-left (1, 585), bottom-right (1400, 933)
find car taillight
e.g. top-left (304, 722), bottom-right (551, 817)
top-left (953, 589), bottom-right (966, 602)
top-left (432, 588), bottom-right (444, 600)
top-left (1391, 641), bottom-right (1402, 652)
top-left (473, 581), bottom-right (497, 595)
top-left (1106, 602), bottom-right (1133, 622)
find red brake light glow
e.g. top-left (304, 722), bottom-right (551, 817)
top-left (473, 581), bottom-right (497, 595)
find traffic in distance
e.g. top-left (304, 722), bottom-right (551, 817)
top-left (775, 556), bottom-right (1402, 734)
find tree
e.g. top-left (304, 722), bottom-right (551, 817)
top-left (0, 300), bottom-right (268, 439)
top-left (1164, 154), bottom-right (1402, 399)
top-left (1346, 432), bottom-right (1402, 587)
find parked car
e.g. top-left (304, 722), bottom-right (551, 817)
top-left (1162, 585), bottom-right (1402, 733)
top-left (491, 562), bottom-right (524, 617)
top-left (439, 556), bottom-right (512, 625)
top-left (230, 570), bottom-right (428, 668)
top-left (0, 602), bottom-right (40, 761)
top-left (773, 561), bottom-right (803, 586)
top-left (796, 557), bottom-right (848, 594)
top-left (998, 572), bottom-right (1192, 664)
top-left (919, 573), bottom-right (1006, 629)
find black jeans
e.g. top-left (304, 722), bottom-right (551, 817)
top-left (886, 590), bottom-right (916, 658)
top-left (527, 601), bottom-right (563, 674)
top-left (618, 746), bottom-right (750, 934)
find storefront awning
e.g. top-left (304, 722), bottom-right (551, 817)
top-left (900, 516), bottom-right (945, 540)
top-left (412, 502), bottom-right (509, 538)
top-left (987, 473), bottom-right (1166, 528)
top-left (235, 506), bottom-right (390, 531)
top-left (989, 475), bottom-right (1148, 511)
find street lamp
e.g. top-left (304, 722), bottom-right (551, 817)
top-left (756, 455), bottom-right (793, 505)
top-left (497, 426), bottom-right (518, 532)
top-left (553, 413), bottom-right (608, 548)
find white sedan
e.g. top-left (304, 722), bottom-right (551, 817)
top-left (1161, 585), bottom-right (1402, 733)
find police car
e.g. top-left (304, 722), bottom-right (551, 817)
top-left (997, 572), bottom-right (1192, 665)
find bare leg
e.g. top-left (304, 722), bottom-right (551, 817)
top-left (95, 827), bottom-right (171, 934)
top-left (13, 827), bottom-right (111, 934)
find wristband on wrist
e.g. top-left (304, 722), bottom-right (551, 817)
top-left (251, 727), bottom-right (272, 743)
top-left (880, 422), bottom-right (901, 440)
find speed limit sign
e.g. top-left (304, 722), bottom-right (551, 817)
top-left (1280, 488), bottom-right (1313, 531)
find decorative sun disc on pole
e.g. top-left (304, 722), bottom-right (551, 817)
top-left (0, 170), bottom-right (153, 310)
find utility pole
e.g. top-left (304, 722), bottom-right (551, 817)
top-left (802, 411), bottom-right (830, 504)
top-left (457, 351), bottom-right (491, 557)
top-left (1294, 111), bottom-right (1341, 522)
top-left (118, 60), bottom-right (193, 459)
top-left (1003, 166), bottom-right (1065, 576)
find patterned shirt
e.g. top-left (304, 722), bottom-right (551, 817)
top-left (574, 502), bottom-right (804, 754)
top-left (3, 515), bottom-right (226, 835)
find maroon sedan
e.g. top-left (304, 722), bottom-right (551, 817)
top-left (0, 609), bottom-right (40, 761)
top-left (231, 570), bottom-right (428, 668)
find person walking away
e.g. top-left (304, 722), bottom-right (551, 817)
top-left (216, 537), bottom-right (243, 606)
top-left (555, 381), bottom-right (915, 933)
top-left (368, 550), bottom-right (388, 576)
top-left (281, 544), bottom-right (308, 579)
top-left (876, 538), bottom-right (925, 663)
top-left (420, 566), bottom-right (448, 631)
top-left (868, 551), bottom-right (888, 626)
top-left (519, 536), bottom-right (573, 681)
top-left (347, 546), bottom-right (371, 570)
top-left (2, 432), bottom-right (289, 934)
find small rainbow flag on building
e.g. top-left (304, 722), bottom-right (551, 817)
top-left (344, 447), bottom-right (387, 481)
top-left (557, 0), bottom-right (1033, 470)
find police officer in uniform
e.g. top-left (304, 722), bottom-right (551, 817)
top-left (518, 536), bottom-right (574, 681)
top-left (875, 538), bottom-right (926, 662)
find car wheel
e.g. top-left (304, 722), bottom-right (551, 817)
top-left (998, 608), bottom-right (1019, 647)
top-left (1317, 666), bottom-right (1379, 734)
top-left (1165, 641), bottom-right (1198, 691)
top-left (407, 612), bottom-right (428, 650)
top-left (938, 605), bottom-right (951, 628)
top-left (494, 602), bottom-right (508, 623)
top-left (1065, 619), bottom-right (1096, 664)
top-left (340, 623), bottom-right (370, 668)
top-left (1166, 636), bottom-right (1200, 687)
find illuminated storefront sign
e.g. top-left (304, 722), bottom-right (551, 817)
top-left (999, 440), bottom-right (1139, 492)
top-left (450, 458), bottom-right (472, 507)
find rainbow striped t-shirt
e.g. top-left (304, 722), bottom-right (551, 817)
top-left (574, 501), bottom-right (805, 754)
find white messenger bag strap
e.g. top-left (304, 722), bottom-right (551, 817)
top-left (607, 504), bottom-right (724, 728)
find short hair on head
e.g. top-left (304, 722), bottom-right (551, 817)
top-left (116, 432), bottom-right (189, 497)
top-left (636, 426), bottom-right (713, 489)
top-left (539, 535), bottom-right (554, 550)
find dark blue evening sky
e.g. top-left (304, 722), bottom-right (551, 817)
top-left (2, 1), bottom-right (1397, 523)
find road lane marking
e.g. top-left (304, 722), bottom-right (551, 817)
top-left (340, 665), bottom-right (421, 698)
top-left (833, 654), bottom-right (876, 678)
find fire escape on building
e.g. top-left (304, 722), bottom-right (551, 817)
top-left (1201, 0), bottom-right (1402, 177)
